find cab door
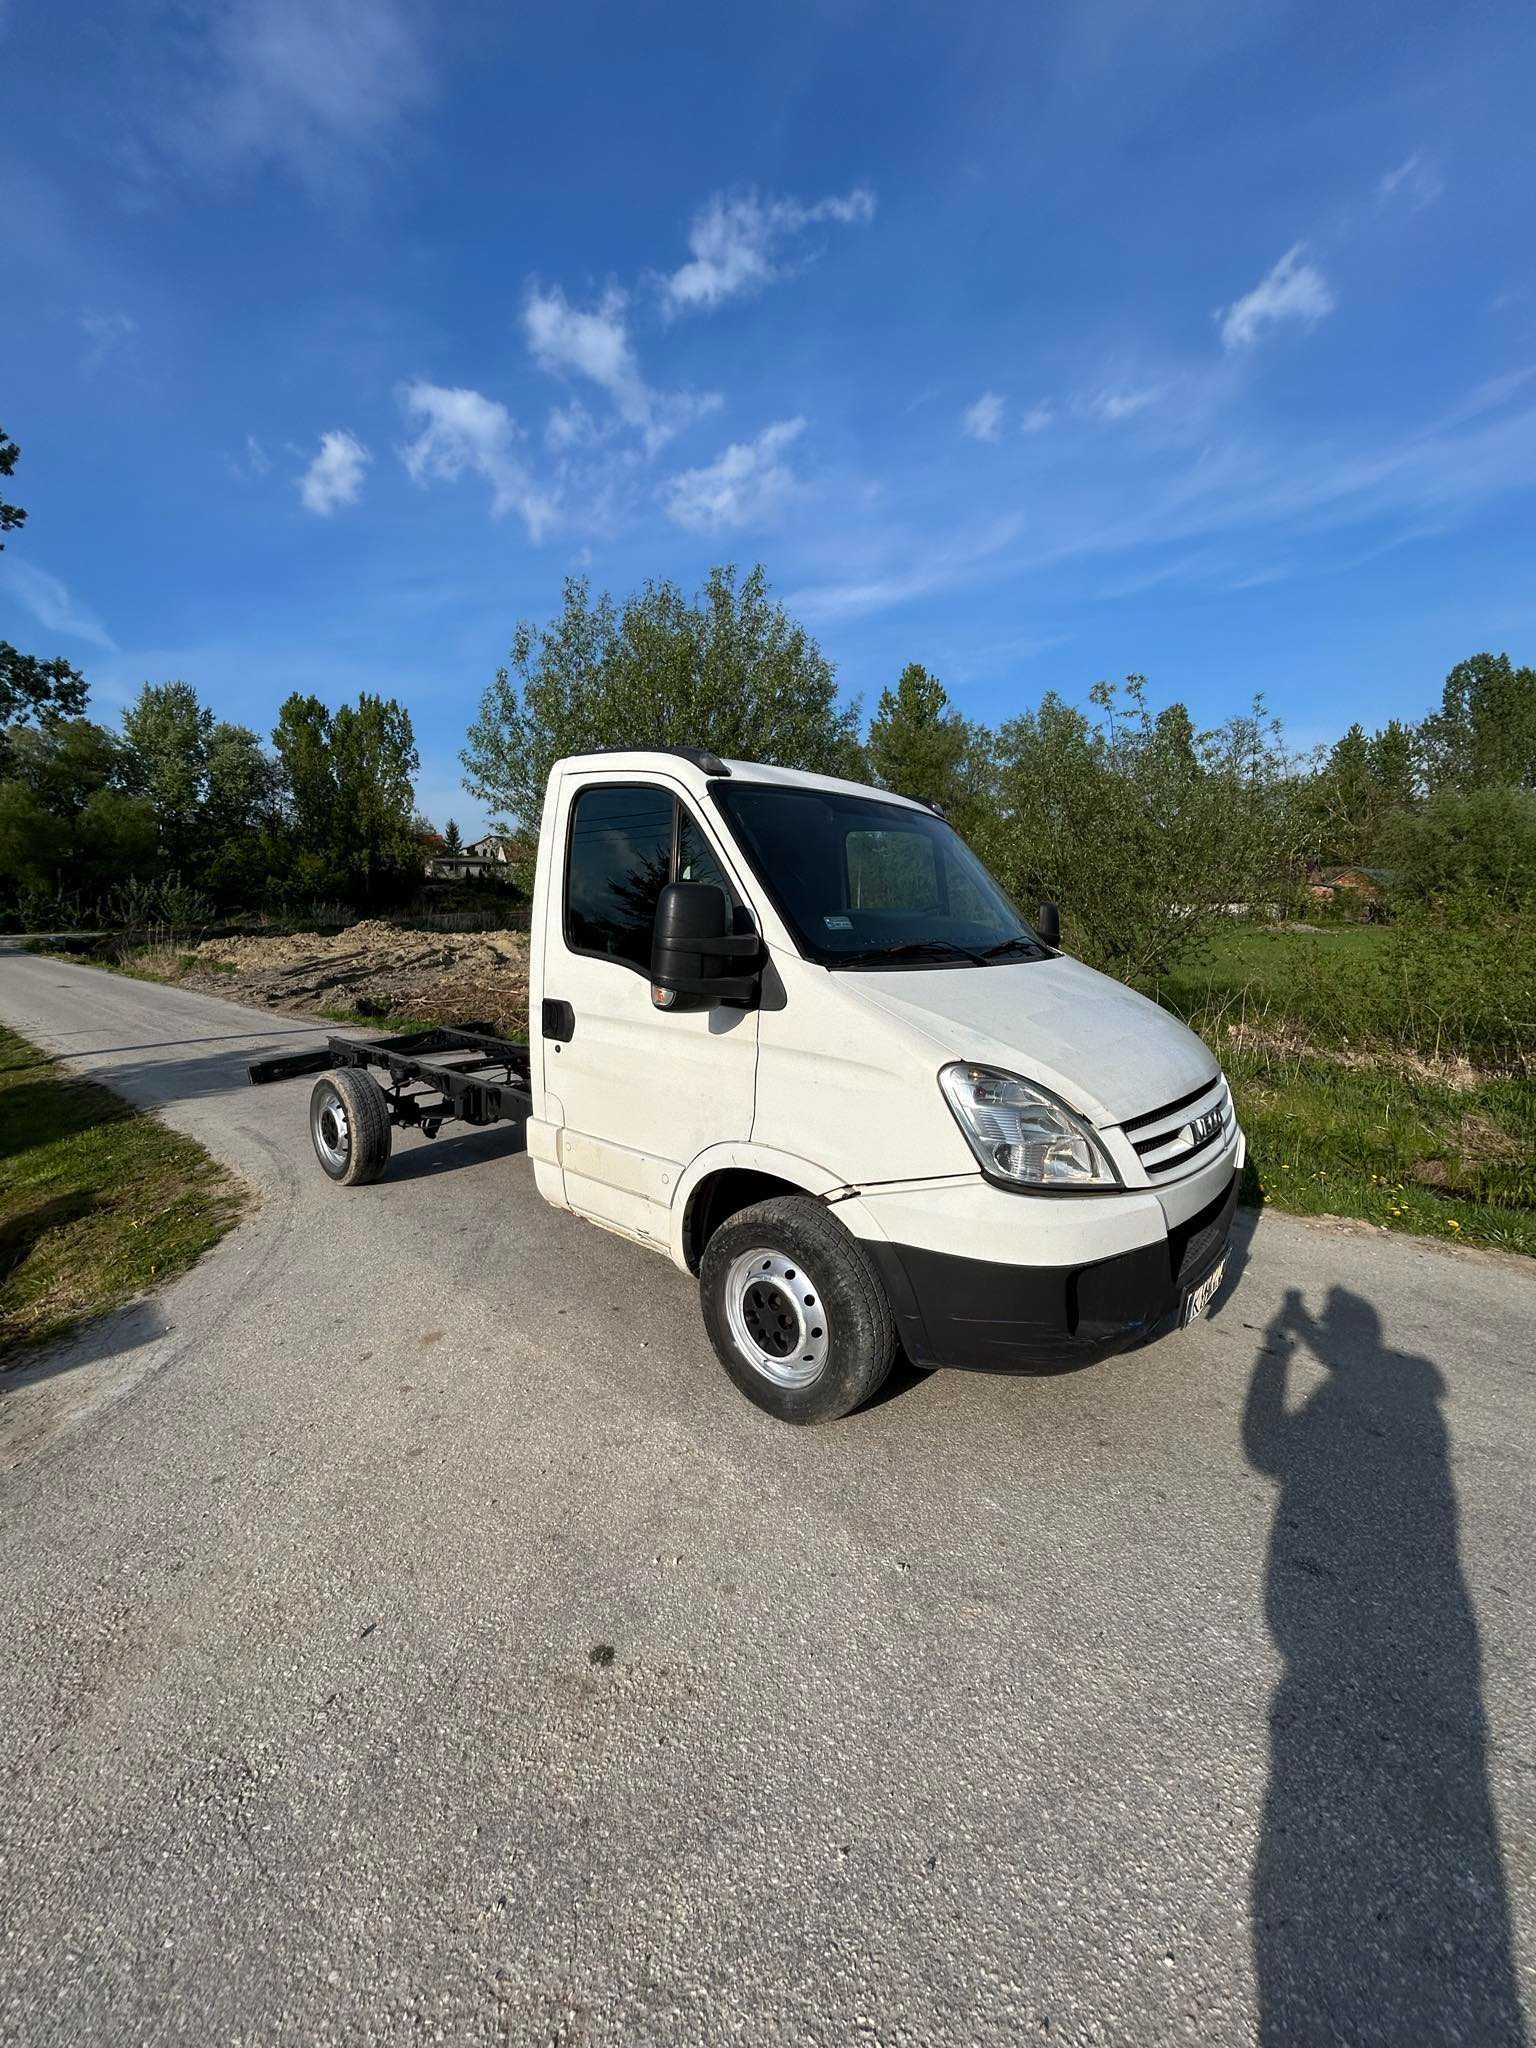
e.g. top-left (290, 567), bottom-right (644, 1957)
top-left (540, 774), bottom-right (759, 1246)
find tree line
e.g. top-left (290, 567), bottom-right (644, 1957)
top-left (4, 418), bottom-right (1532, 975)
top-left (462, 567), bottom-right (1536, 983)
top-left (1, 423), bottom-right (431, 929)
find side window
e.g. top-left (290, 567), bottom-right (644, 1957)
top-left (677, 808), bottom-right (731, 894)
top-left (565, 785), bottom-right (675, 969)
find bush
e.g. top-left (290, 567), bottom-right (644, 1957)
top-left (1380, 786), bottom-right (1536, 916)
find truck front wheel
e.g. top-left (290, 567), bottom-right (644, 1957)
top-left (699, 1196), bottom-right (896, 1424)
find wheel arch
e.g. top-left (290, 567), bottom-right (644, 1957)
top-left (672, 1143), bottom-right (888, 1273)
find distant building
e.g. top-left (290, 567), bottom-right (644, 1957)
top-left (1306, 864), bottom-right (1395, 904)
top-left (425, 834), bottom-right (515, 881)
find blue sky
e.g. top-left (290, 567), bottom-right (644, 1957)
top-left (3, 0), bottom-right (1534, 832)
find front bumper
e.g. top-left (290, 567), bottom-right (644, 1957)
top-left (866, 1170), bottom-right (1240, 1372)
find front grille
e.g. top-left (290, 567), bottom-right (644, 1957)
top-left (1117, 1071), bottom-right (1233, 1184)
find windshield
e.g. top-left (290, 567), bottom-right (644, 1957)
top-left (713, 782), bottom-right (1044, 968)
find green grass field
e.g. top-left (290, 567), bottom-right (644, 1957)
top-left (1156, 922), bottom-right (1534, 1258)
top-left (0, 1025), bottom-right (248, 1359)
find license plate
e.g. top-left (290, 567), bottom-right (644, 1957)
top-left (1182, 1253), bottom-right (1228, 1328)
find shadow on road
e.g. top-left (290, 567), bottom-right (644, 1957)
top-left (1244, 1285), bottom-right (1527, 2044)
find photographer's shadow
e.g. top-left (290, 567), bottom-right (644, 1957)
top-left (1243, 1286), bottom-right (1526, 2043)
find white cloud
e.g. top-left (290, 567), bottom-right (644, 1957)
top-left (1090, 386), bottom-right (1160, 422)
top-left (244, 433), bottom-right (271, 476)
top-left (0, 557), bottom-right (117, 650)
top-left (1218, 244), bottom-right (1335, 350)
top-left (1379, 151), bottom-right (1444, 212)
top-left (961, 392), bottom-right (1006, 442)
top-left (1020, 402), bottom-right (1055, 434)
top-left (297, 428), bottom-right (370, 514)
top-left (660, 418), bottom-right (806, 534)
top-left (661, 186), bottom-right (875, 315)
top-left (522, 282), bottom-right (718, 454)
top-left (79, 310), bottom-right (137, 374)
top-left (545, 402), bottom-right (603, 453)
top-left (398, 382), bottom-right (555, 538)
top-left (169, 0), bottom-right (435, 192)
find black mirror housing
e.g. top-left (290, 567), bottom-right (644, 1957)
top-left (1036, 899), bottom-right (1061, 949)
top-left (651, 881), bottom-right (760, 1006)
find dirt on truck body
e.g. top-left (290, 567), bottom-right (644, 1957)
top-left (165, 920), bottom-right (531, 1032)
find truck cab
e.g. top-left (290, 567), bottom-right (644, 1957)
top-left (523, 746), bottom-right (1243, 1423)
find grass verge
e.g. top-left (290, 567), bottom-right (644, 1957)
top-left (1225, 1047), bottom-right (1535, 1258)
top-left (1160, 923), bottom-right (1534, 1258)
top-left (0, 1024), bottom-right (248, 1361)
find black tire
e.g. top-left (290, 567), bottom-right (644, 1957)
top-left (309, 1068), bottom-right (392, 1186)
top-left (699, 1195), bottom-right (896, 1424)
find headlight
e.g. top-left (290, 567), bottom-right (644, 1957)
top-left (939, 1062), bottom-right (1119, 1189)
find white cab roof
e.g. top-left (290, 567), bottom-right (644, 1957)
top-left (552, 750), bottom-right (929, 812)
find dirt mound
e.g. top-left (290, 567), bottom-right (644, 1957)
top-left (172, 920), bottom-right (531, 1033)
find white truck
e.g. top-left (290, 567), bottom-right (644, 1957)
top-left (252, 746), bottom-right (1244, 1423)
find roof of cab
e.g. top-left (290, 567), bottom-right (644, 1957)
top-left (551, 748), bottom-right (930, 811)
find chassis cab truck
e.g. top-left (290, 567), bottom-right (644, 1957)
top-left (287, 746), bottom-right (1244, 1424)
top-left (528, 746), bottom-right (1241, 1422)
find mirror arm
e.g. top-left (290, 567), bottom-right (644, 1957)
top-left (701, 930), bottom-right (761, 960)
top-left (651, 969), bottom-right (759, 1007)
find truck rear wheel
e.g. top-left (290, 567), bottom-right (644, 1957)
top-left (699, 1195), bottom-right (896, 1424)
top-left (309, 1069), bottom-right (392, 1186)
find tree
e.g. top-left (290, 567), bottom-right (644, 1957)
top-left (0, 425), bottom-right (23, 545)
top-left (981, 677), bottom-right (1308, 985)
top-left (1380, 787), bottom-right (1536, 914)
top-left (1419, 652), bottom-right (1536, 793)
top-left (1366, 719), bottom-right (1419, 812)
top-left (0, 719), bottom-right (155, 899)
top-left (330, 694), bottom-right (420, 899)
top-left (462, 565), bottom-right (861, 829)
top-left (121, 682), bottom-right (215, 870)
top-left (866, 663), bottom-right (990, 830)
top-left (442, 819), bottom-right (463, 855)
top-left (269, 691), bottom-right (419, 901)
top-left (0, 423), bottom-right (88, 732)
top-left (272, 694), bottom-right (337, 868)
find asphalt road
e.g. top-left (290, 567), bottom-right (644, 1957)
top-left (1, 945), bottom-right (1532, 2048)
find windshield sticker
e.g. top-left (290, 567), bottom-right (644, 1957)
top-left (823, 914), bottom-right (853, 929)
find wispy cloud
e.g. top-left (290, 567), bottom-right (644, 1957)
top-left (661, 186), bottom-right (875, 315)
top-left (790, 514), bottom-right (1024, 622)
top-left (1218, 243), bottom-right (1335, 350)
top-left (791, 373), bottom-right (1536, 623)
top-left (522, 282), bottom-right (718, 454)
top-left (661, 419), bottom-right (806, 533)
top-left (0, 557), bottom-right (117, 650)
top-left (158, 0), bottom-right (435, 195)
top-left (961, 391), bottom-right (1006, 442)
top-left (1089, 386), bottom-right (1161, 422)
top-left (79, 309), bottom-right (137, 374)
top-left (237, 433), bottom-right (272, 479)
top-left (297, 428), bottom-right (370, 515)
top-left (1378, 151), bottom-right (1444, 212)
top-left (1020, 402), bottom-right (1055, 435)
top-left (398, 383), bottom-right (554, 539)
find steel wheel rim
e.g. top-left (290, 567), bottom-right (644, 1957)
top-left (724, 1248), bottom-right (828, 1388)
top-left (313, 1088), bottom-right (351, 1172)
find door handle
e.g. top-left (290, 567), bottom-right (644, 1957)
top-left (541, 998), bottom-right (575, 1042)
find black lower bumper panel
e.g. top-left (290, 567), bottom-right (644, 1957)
top-left (868, 1171), bottom-right (1239, 1373)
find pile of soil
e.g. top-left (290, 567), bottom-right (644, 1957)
top-left (174, 920), bottom-right (531, 1033)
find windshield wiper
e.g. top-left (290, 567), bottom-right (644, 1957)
top-left (835, 939), bottom-right (986, 968)
top-left (977, 934), bottom-right (1047, 962)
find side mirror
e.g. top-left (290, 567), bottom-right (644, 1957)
top-left (1036, 899), bottom-right (1061, 949)
top-left (650, 881), bottom-right (760, 1008)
